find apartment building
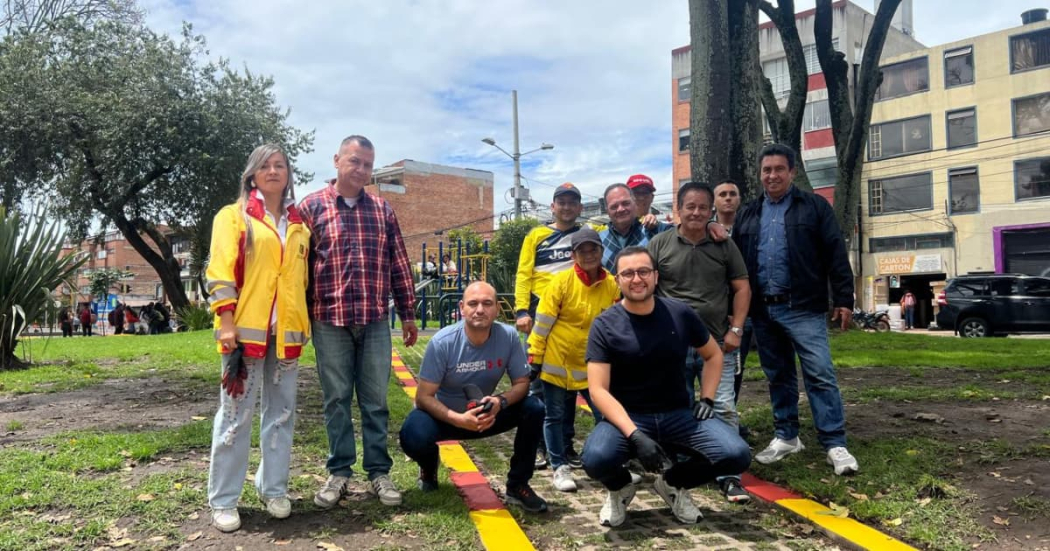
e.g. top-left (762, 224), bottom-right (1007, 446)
top-left (859, 10), bottom-right (1050, 325)
top-left (671, 0), bottom-right (924, 217)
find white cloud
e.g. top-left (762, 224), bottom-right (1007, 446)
top-left (140, 0), bottom-right (1027, 218)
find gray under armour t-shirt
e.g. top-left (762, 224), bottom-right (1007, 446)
top-left (418, 321), bottom-right (529, 412)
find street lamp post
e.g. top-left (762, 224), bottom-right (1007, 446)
top-left (482, 90), bottom-right (553, 219)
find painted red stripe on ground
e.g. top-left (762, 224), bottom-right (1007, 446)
top-left (741, 472), bottom-right (802, 502)
top-left (450, 471), bottom-right (505, 511)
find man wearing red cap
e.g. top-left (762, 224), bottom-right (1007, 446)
top-left (626, 174), bottom-right (660, 222)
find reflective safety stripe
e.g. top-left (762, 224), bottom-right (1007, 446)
top-left (284, 330), bottom-right (306, 344)
top-left (208, 287), bottom-right (238, 302)
top-left (532, 323), bottom-right (552, 338)
top-left (214, 326), bottom-right (269, 342)
top-left (206, 279), bottom-right (236, 293)
top-left (541, 362), bottom-right (588, 381)
top-left (534, 313), bottom-right (556, 326)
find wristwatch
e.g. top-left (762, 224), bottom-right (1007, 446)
top-left (497, 393), bottom-right (509, 410)
top-left (729, 326), bottom-right (743, 336)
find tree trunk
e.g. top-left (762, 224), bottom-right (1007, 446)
top-left (107, 213), bottom-right (190, 310)
top-left (727, 0), bottom-right (762, 200)
top-left (689, 0), bottom-right (732, 186)
top-left (815, 0), bottom-right (901, 240)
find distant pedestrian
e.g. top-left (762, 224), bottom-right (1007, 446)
top-left (78, 305), bottom-right (93, 337)
top-left (900, 291), bottom-right (916, 330)
top-left (59, 307), bottom-right (73, 338)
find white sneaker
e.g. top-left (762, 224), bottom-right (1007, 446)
top-left (827, 446), bottom-right (859, 475)
top-left (652, 475), bottom-right (702, 523)
top-left (314, 475), bottom-right (348, 509)
top-left (754, 437), bottom-right (805, 464)
top-left (599, 483), bottom-right (636, 527)
top-left (368, 474), bottom-right (403, 506)
top-left (552, 465), bottom-right (577, 492)
top-left (261, 496), bottom-right (291, 519)
top-left (211, 508), bottom-right (241, 532)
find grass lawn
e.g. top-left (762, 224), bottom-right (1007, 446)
top-left (3, 329), bottom-right (1047, 550)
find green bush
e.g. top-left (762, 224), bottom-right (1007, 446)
top-left (175, 302), bottom-right (213, 331)
top-left (0, 205), bottom-right (86, 368)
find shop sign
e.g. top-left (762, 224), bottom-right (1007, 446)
top-left (877, 254), bottom-right (942, 274)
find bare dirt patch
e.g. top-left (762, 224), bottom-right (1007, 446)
top-left (740, 365), bottom-right (1050, 549)
top-left (0, 377), bottom-right (215, 446)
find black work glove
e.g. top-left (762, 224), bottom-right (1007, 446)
top-left (221, 343), bottom-right (248, 398)
top-left (628, 429), bottom-right (672, 473)
top-left (693, 397), bottom-right (716, 421)
top-left (529, 363), bottom-right (542, 381)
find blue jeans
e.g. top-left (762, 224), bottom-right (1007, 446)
top-left (399, 395), bottom-right (544, 487)
top-left (312, 319), bottom-right (393, 479)
top-left (904, 306), bottom-right (915, 329)
top-left (683, 346), bottom-right (740, 428)
top-left (208, 338), bottom-right (299, 509)
top-left (733, 319), bottom-right (754, 405)
top-left (542, 381), bottom-right (601, 469)
top-left (582, 409), bottom-right (750, 491)
top-left (752, 304), bottom-right (847, 450)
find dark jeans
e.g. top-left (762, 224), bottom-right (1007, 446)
top-left (399, 395), bottom-right (545, 488)
top-left (904, 306), bottom-right (915, 329)
top-left (733, 318), bottom-right (756, 405)
top-left (81, 322), bottom-right (92, 336)
top-left (582, 408), bottom-right (751, 491)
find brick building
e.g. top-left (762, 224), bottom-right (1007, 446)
top-left (370, 160), bottom-right (494, 267)
top-left (59, 227), bottom-right (196, 309)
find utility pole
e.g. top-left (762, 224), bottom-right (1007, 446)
top-left (482, 91), bottom-right (553, 220)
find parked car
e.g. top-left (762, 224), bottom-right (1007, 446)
top-left (935, 274), bottom-right (1050, 337)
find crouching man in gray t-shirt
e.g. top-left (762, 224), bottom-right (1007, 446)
top-left (398, 281), bottom-right (549, 513)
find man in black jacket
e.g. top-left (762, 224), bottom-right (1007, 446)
top-left (732, 143), bottom-right (858, 476)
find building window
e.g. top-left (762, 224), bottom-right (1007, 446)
top-left (678, 76), bottom-right (691, 103)
top-left (678, 129), bottom-right (690, 153)
top-left (946, 108), bottom-right (977, 149)
top-left (1010, 27), bottom-right (1050, 72)
top-left (875, 57), bottom-right (929, 101)
top-left (762, 57), bottom-right (789, 98)
top-left (803, 40), bottom-right (838, 74)
top-left (1012, 93), bottom-right (1050, 137)
top-left (944, 46), bottom-right (974, 87)
top-left (803, 100), bottom-right (831, 132)
top-left (869, 172), bottom-right (933, 214)
top-left (869, 232), bottom-right (954, 253)
top-left (949, 167), bottom-right (979, 214)
top-left (869, 116), bottom-right (931, 160)
top-left (1015, 156), bottom-right (1050, 200)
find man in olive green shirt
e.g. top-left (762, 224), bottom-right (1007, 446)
top-left (647, 182), bottom-right (752, 502)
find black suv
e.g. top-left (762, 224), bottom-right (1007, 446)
top-left (936, 274), bottom-right (1050, 337)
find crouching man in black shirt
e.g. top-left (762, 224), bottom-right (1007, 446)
top-left (582, 246), bottom-right (751, 527)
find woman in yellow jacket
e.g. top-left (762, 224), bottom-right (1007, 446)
top-left (205, 144), bottom-right (310, 532)
top-left (528, 227), bottom-right (620, 492)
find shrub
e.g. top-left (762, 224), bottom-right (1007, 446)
top-left (175, 302), bottom-right (213, 331)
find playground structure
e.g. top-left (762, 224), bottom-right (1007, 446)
top-left (395, 239), bottom-right (516, 329)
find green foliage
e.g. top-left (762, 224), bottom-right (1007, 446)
top-left (0, 205), bottom-right (86, 368)
top-left (446, 227), bottom-right (485, 256)
top-left (87, 267), bottom-right (133, 303)
top-left (487, 218), bottom-right (539, 294)
top-left (175, 302), bottom-right (213, 332)
top-left (0, 17), bottom-right (314, 309)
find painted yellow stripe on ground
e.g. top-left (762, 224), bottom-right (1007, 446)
top-left (394, 370), bottom-right (415, 380)
top-left (777, 499), bottom-right (917, 551)
top-left (439, 443), bottom-right (479, 473)
top-left (578, 403), bottom-right (592, 414)
top-left (404, 386), bottom-right (417, 399)
top-left (392, 361), bottom-right (406, 368)
top-left (470, 509), bottom-right (535, 551)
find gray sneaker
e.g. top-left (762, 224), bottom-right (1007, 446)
top-left (652, 474), bottom-right (702, 523)
top-left (369, 474), bottom-right (402, 506)
top-left (552, 465), bottom-right (577, 492)
top-left (314, 475), bottom-right (348, 509)
top-left (754, 437), bottom-right (805, 464)
top-left (599, 483), bottom-right (637, 527)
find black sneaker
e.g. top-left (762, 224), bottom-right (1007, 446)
top-left (418, 466), bottom-right (438, 492)
top-left (564, 447), bottom-right (583, 469)
top-left (534, 449), bottom-right (548, 470)
top-left (505, 483), bottom-right (548, 513)
top-left (720, 478), bottom-right (751, 503)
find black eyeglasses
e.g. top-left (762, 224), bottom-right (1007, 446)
top-left (617, 268), bottom-right (654, 280)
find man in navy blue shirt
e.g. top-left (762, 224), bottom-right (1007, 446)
top-left (732, 143), bottom-right (858, 476)
top-left (398, 282), bottom-right (548, 513)
top-left (582, 246), bottom-right (751, 527)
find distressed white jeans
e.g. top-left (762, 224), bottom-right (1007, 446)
top-left (208, 337), bottom-right (299, 509)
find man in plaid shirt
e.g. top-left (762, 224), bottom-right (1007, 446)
top-left (298, 135), bottom-right (418, 508)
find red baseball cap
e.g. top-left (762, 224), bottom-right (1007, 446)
top-left (626, 174), bottom-right (655, 192)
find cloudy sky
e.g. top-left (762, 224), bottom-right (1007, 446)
top-left (140, 0), bottom-right (1035, 219)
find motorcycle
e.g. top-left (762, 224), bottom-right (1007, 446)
top-left (853, 308), bottom-right (891, 332)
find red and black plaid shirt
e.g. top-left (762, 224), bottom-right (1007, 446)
top-left (298, 181), bottom-right (416, 326)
